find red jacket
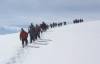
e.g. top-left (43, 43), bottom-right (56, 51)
top-left (20, 31), bottom-right (28, 40)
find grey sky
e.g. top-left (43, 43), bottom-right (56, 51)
top-left (0, 0), bottom-right (100, 26)
top-left (0, 0), bottom-right (100, 14)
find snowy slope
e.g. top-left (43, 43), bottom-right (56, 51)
top-left (0, 21), bottom-right (100, 64)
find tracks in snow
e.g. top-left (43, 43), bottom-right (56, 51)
top-left (4, 39), bottom-right (52, 64)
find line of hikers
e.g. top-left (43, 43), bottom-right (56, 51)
top-left (50, 21), bottom-right (67, 28)
top-left (20, 22), bottom-right (49, 48)
top-left (20, 19), bottom-right (84, 48)
top-left (49, 19), bottom-right (84, 28)
top-left (20, 21), bottom-right (67, 48)
top-left (73, 19), bottom-right (84, 24)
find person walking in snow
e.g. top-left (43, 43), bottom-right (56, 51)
top-left (40, 21), bottom-right (48, 32)
top-left (35, 24), bottom-right (41, 39)
top-left (20, 28), bottom-right (28, 48)
top-left (28, 23), bottom-right (36, 43)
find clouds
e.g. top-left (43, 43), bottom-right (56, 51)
top-left (0, 0), bottom-right (100, 26)
top-left (0, 0), bottom-right (100, 15)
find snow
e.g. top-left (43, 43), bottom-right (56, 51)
top-left (0, 21), bottom-right (100, 64)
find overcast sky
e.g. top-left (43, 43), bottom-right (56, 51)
top-left (0, 0), bottom-right (100, 26)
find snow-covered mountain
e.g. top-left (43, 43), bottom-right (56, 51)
top-left (0, 26), bottom-right (20, 35)
top-left (0, 21), bottom-right (100, 64)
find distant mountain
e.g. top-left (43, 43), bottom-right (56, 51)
top-left (0, 26), bottom-right (20, 35)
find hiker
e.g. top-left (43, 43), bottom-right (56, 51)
top-left (20, 28), bottom-right (28, 48)
top-left (40, 22), bottom-right (48, 32)
top-left (50, 24), bottom-right (53, 28)
top-left (63, 21), bottom-right (67, 25)
top-left (35, 24), bottom-right (41, 39)
top-left (28, 23), bottom-right (36, 43)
